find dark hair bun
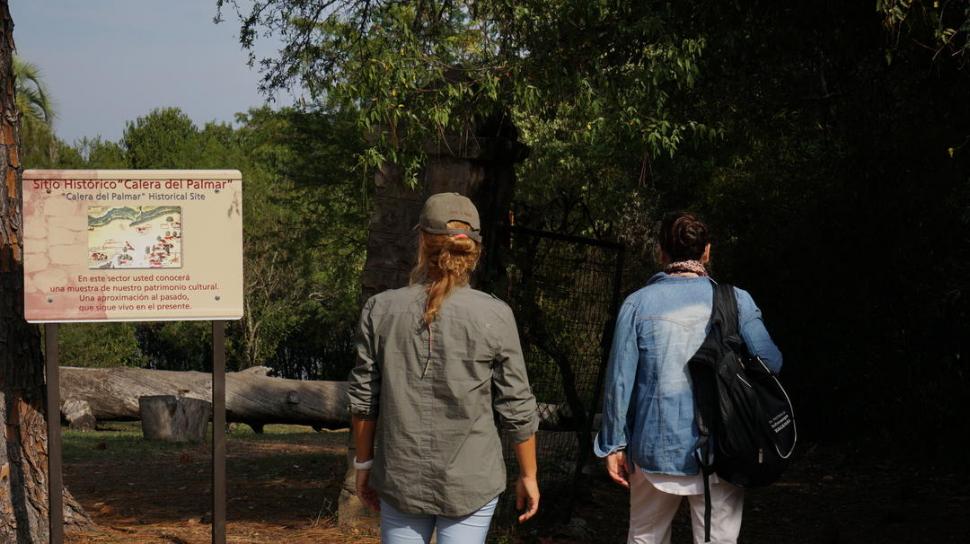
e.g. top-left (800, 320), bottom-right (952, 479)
top-left (659, 211), bottom-right (710, 262)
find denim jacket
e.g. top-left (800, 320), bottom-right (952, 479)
top-left (593, 273), bottom-right (783, 475)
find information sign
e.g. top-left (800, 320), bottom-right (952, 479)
top-left (23, 170), bottom-right (243, 322)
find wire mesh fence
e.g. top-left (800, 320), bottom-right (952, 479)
top-left (489, 225), bottom-right (624, 525)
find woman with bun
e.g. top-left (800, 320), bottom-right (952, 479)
top-left (595, 211), bottom-right (783, 544)
top-left (348, 192), bottom-right (540, 544)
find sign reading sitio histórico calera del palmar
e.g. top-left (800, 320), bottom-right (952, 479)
top-left (23, 170), bottom-right (243, 323)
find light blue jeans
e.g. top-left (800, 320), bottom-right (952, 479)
top-left (379, 496), bottom-right (499, 544)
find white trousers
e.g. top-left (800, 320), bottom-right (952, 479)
top-left (628, 468), bottom-right (744, 544)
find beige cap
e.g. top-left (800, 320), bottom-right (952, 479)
top-left (417, 192), bottom-right (482, 242)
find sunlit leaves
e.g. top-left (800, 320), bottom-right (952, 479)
top-left (222, 0), bottom-right (714, 192)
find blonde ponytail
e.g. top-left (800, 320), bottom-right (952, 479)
top-left (410, 221), bottom-right (482, 324)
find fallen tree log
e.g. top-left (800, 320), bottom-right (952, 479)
top-left (59, 366), bottom-right (600, 432)
top-left (59, 366), bottom-right (349, 430)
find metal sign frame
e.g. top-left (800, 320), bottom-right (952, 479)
top-left (44, 322), bottom-right (228, 544)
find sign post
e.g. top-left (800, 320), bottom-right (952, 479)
top-left (23, 170), bottom-right (244, 544)
top-left (212, 320), bottom-right (226, 544)
top-left (45, 323), bottom-right (63, 544)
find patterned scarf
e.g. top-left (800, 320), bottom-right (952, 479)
top-left (665, 260), bottom-right (708, 276)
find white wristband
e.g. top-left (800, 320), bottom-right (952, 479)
top-left (353, 456), bottom-right (374, 470)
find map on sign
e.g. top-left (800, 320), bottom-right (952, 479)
top-left (87, 206), bottom-right (183, 269)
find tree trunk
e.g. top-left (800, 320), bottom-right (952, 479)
top-left (139, 396), bottom-right (211, 443)
top-left (59, 366), bottom-right (349, 428)
top-left (0, 4), bottom-right (90, 540)
top-left (340, 129), bottom-right (528, 528)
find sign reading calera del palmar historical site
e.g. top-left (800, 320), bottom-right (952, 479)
top-left (23, 170), bottom-right (243, 323)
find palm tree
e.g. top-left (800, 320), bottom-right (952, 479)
top-left (14, 56), bottom-right (53, 123)
top-left (14, 55), bottom-right (57, 165)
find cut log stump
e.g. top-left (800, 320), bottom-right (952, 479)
top-left (139, 395), bottom-right (211, 443)
top-left (62, 398), bottom-right (96, 431)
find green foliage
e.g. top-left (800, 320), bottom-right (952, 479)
top-left (231, 107), bottom-right (366, 371)
top-left (53, 136), bottom-right (128, 169)
top-left (58, 323), bottom-right (146, 368)
top-left (15, 55), bottom-right (58, 168)
top-left (878, 0), bottom-right (970, 67)
top-left (136, 321), bottom-right (213, 371)
top-left (220, 0), bottom-right (711, 186)
top-left (13, 56), bottom-right (53, 124)
top-left (122, 107), bottom-right (208, 168)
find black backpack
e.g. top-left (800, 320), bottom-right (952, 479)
top-left (688, 282), bottom-right (797, 542)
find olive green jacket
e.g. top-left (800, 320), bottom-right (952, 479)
top-left (348, 284), bottom-right (538, 516)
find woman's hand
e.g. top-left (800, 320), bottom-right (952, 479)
top-left (355, 468), bottom-right (381, 512)
top-left (516, 475), bottom-right (540, 522)
top-left (605, 450), bottom-right (630, 488)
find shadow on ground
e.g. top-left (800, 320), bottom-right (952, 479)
top-left (64, 424), bottom-right (970, 543)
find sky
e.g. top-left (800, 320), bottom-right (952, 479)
top-left (11, 1), bottom-right (295, 144)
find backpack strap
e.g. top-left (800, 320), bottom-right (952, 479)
top-left (701, 466), bottom-right (713, 542)
top-left (695, 281), bottom-right (740, 543)
top-left (713, 282), bottom-right (740, 340)
top-left (691, 281), bottom-right (722, 447)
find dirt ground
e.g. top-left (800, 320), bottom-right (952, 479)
top-left (64, 424), bottom-right (377, 544)
top-left (63, 424), bottom-right (969, 543)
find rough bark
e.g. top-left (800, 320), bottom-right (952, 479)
top-left (59, 366), bottom-right (349, 428)
top-left (139, 396), bottom-right (211, 443)
top-left (0, 4), bottom-right (90, 540)
top-left (341, 129), bottom-right (528, 529)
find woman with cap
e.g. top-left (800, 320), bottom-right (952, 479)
top-left (348, 192), bottom-right (540, 544)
